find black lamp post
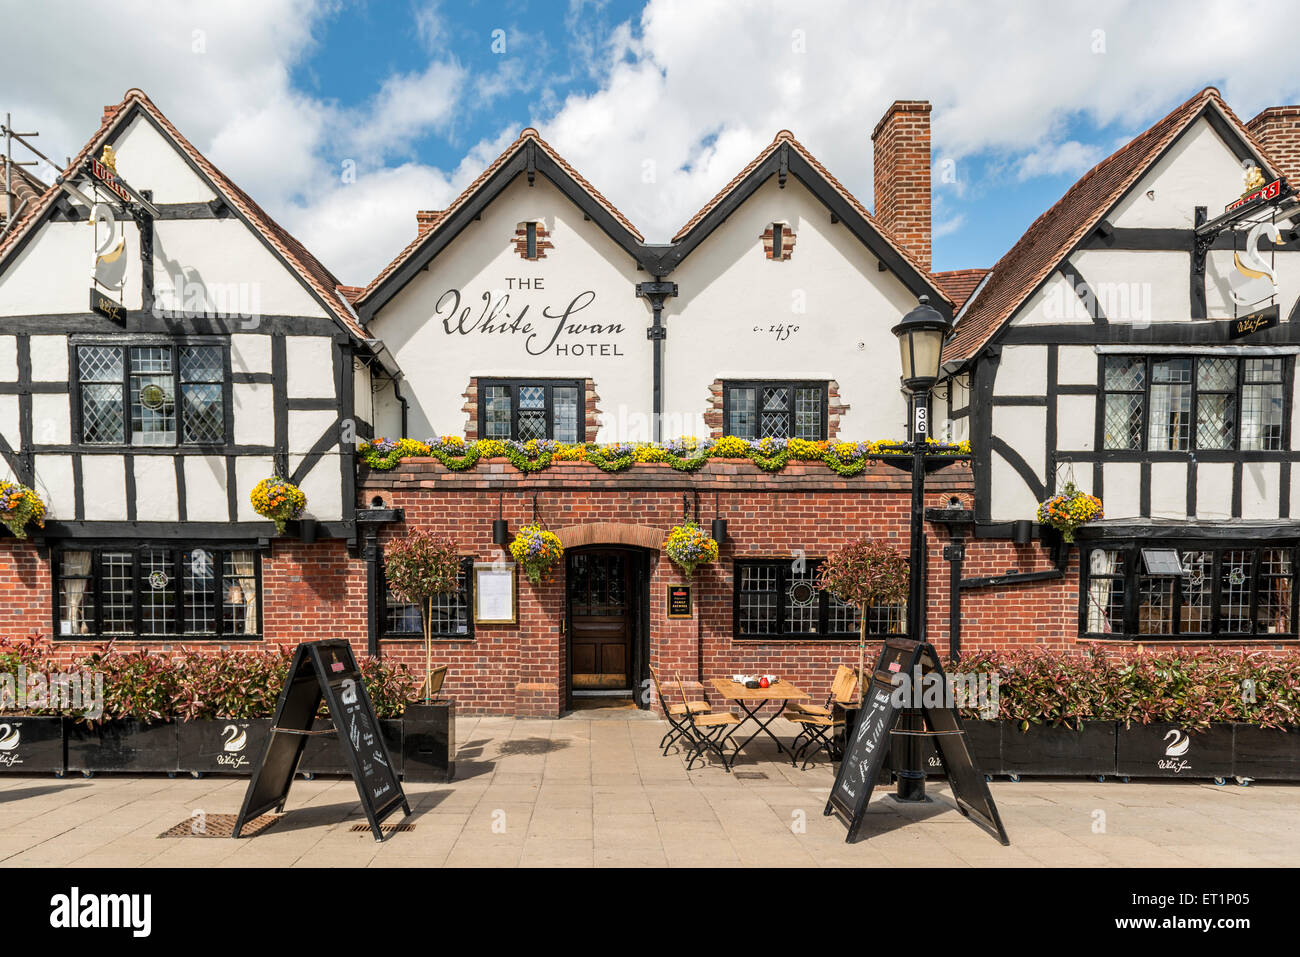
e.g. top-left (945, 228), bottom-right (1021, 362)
top-left (890, 295), bottom-right (953, 803)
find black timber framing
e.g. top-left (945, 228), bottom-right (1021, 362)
top-left (1057, 259), bottom-right (1108, 326)
top-left (971, 100), bottom-right (1283, 363)
top-left (0, 102), bottom-right (366, 348)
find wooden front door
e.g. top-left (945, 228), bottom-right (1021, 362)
top-left (568, 550), bottom-right (632, 690)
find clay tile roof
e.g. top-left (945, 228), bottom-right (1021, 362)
top-left (944, 86), bottom-right (1283, 364)
top-left (670, 130), bottom-right (952, 305)
top-left (0, 89), bottom-right (366, 341)
top-left (1, 158), bottom-right (46, 222)
top-left (358, 128), bottom-right (644, 306)
top-left (931, 268), bottom-right (989, 310)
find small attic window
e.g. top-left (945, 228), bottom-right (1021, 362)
top-left (514, 221), bottom-right (551, 260)
top-left (762, 222), bottom-right (795, 260)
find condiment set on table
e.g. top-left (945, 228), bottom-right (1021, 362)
top-left (731, 673), bottom-right (780, 689)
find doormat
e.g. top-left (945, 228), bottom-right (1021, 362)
top-left (733, 771), bottom-right (769, 780)
top-left (349, 822), bottom-right (416, 833)
top-left (159, 813), bottom-right (280, 839)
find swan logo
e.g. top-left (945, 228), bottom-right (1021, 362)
top-left (1229, 219), bottom-right (1286, 308)
top-left (1158, 729), bottom-right (1192, 773)
top-left (0, 722), bottom-right (20, 766)
top-left (215, 723), bottom-right (251, 769)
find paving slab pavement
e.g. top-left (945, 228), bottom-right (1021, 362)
top-left (0, 712), bottom-right (1295, 867)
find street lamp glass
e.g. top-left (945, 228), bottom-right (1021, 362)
top-left (891, 295), bottom-right (950, 393)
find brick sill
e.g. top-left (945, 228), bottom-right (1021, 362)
top-left (729, 637), bottom-right (862, 645)
top-left (380, 636), bottom-right (476, 643)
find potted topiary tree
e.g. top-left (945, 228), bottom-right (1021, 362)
top-left (383, 531), bottom-right (461, 782)
top-left (817, 537), bottom-right (909, 705)
top-left (383, 531), bottom-right (461, 703)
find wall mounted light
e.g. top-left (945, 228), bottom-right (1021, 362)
top-left (711, 492), bottom-right (727, 544)
top-left (492, 492), bottom-right (509, 546)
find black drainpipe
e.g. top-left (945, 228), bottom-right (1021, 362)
top-left (356, 504), bottom-right (404, 657)
top-left (636, 280), bottom-right (678, 442)
top-left (927, 508), bottom-right (1069, 661)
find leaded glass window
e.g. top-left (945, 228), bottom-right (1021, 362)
top-left (724, 381), bottom-right (827, 441)
top-left (77, 343), bottom-right (226, 447)
top-left (54, 546), bottom-right (259, 640)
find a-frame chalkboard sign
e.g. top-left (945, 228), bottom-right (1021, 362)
top-left (826, 637), bottom-right (1009, 846)
top-left (233, 640), bottom-right (411, 842)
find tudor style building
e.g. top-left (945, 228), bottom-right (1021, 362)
top-left (939, 87), bottom-right (1300, 649)
top-left (6, 84), bottom-right (1298, 718)
top-left (0, 90), bottom-right (378, 653)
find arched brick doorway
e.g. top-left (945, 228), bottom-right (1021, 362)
top-left (558, 525), bottom-right (662, 711)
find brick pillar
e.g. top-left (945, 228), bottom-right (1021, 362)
top-left (872, 100), bottom-right (932, 271)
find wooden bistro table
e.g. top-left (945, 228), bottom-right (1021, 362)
top-left (710, 678), bottom-right (809, 758)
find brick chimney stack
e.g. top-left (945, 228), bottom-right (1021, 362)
top-left (416, 210), bottom-right (440, 235)
top-left (872, 100), bottom-right (932, 271)
top-left (1246, 105), bottom-right (1300, 184)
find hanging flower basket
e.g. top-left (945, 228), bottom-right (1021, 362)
top-left (250, 476), bottom-right (307, 535)
top-left (663, 521), bottom-right (719, 576)
top-left (0, 480), bottom-right (45, 539)
top-left (509, 524), bottom-right (564, 584)
top-left (1037, 481), bottom-right (1103, 543)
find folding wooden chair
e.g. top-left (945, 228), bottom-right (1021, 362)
top-left (676, 677), bottom-right (744, 772)
top-left (649, 664), bottom-right (711, 755)
top-left (783, 665), bottom-right (858, 769)
top-left (426, 665), bottom-right (448, 697)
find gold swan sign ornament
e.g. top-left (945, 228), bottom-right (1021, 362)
top-left (1229, 219), bottom-right (1286, 307)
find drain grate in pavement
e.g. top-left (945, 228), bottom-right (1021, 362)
top-left (349, 822), bottom-right (416, 833)
top-left (159, 813), bottom-right (280, 839)
top-left (733, 771), bottom-right (769, 780)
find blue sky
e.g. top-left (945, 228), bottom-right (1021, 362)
top-left (5, 1), bottom-right (1300, 283)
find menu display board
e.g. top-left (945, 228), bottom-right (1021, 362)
top-left (474, 562), bottom-right (517, 624)
top-left (234, 640), bottom-right (410, 842)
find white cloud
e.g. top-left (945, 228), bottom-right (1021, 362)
top-left (1015, 141), bottom-right (1106, 181)
top-left (4, 0), bottom-right (1300, 284)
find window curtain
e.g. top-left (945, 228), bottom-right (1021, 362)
top-left (230, 551), bottom-right (258, 635)
top-left (62, 551), bottom-right (92, 635)
top-left (1087, 549), bottom-right (1119, 633)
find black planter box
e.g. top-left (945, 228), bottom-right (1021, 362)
top-left (67, 719), bottom-right (179, 774)
top-left (298, 718), bottom-right (403, 777)
top-left (1231, 724), bottom-right (1300, 781)
top-left (1002, 721), bottom-right (1117, 777)
top-left (907, 719), bottom-right (1003, 777)
top-left (0, 715), bottom-right (65, 773)
top-left (402, 700), bottom-right (455, 782)
top-left (177, 719), bottom-right (271, 775)
top-left (1115, 722), bottom-right (1234, 780)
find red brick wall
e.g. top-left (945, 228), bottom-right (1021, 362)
top-left (872, 99), bottom-right (932, 271)
top-left (0, 539), bottom-right (367, 668)
top-left (362, 458), bottom-right (974, 715)
top-left (1247, 105), bottom-right (1300, 185)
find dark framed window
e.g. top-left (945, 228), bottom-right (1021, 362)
top-left (525, 222), bottom-right (538, 260)
top-left (772, 223), bottom-right (785, 259)
top-left (1101, 354), bottom-right (1288, 452)
top-left (1082, 542), bottom-right (1296, 639)
top-left (54, 544), bottom-right (259, 640)
top-left (76, 342), bottom-right (227, 447)
top-left (478, 378), bottom-right (583, 442)
top-left (723, 381), bottom-right (827, 440)
top-left (382, 558), bottom-right (473, 639)
top-left (734, 558), bottom-right (905, 639)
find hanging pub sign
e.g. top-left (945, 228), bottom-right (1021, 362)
top-left (89, 287), bottom-right (126, 325)
top-left (666, 584), bottom-right (692, 618)
top-left (1227, 304), bottom-right (1280, 340)
top-left (233, 639), bottom-right (410, 842)
top-left (1226, 175), bottom-right (1283, 213)
top-left (825, 637), bottom-right (1008, 845)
